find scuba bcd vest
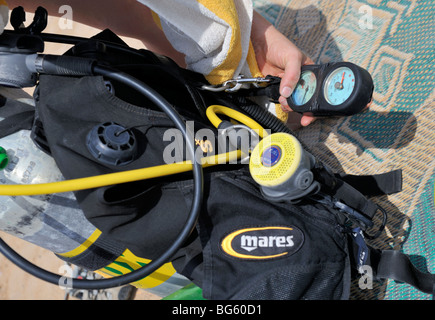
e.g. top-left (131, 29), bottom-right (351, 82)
top-left (0, 27), bottom-right (433, 299)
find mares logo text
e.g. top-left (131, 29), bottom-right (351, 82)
top-left (221, 226), bottom-right (304, 260)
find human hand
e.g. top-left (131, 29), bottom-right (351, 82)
top-left (251, 11), bottom-right (315, 129)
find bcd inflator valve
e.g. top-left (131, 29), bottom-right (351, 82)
top-left (249, 132), bottom-right (320, 202)
top-left (87, 122), bottom-right (139, 166)
top-left (0, 33), bottom-right (96, 89)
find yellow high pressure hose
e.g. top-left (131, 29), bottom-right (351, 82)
top-left (0, 106), bottom-right (265, 196)
top-left (206, 105), bottom-right (268, 139)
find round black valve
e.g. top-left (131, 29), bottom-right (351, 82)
top-left (86, 122), bottom-right (138, 166)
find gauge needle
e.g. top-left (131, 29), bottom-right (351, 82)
top-left (339, 72), bottom-right (345, 89)
top-left (302, 86), bottom-right (309, 102)
top-left (335, 72), bottom-right (345, 90)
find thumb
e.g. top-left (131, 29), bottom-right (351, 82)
top-left (280, 54), bottom-right (314, 101)
top-left (278, 54), bottom-right (317, 126)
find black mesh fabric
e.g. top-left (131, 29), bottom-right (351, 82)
top-left (235, 263), bottom-right (348, 300)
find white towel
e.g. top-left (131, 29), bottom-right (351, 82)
top-left (0, 0), bottom-right (9, 34)
top-left (137, 0), bottom-right (262, 85)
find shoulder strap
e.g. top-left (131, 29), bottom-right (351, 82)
top-left (336, 170), bottom-right (402, 197)
top-left (312, 161), bottom-right (395, 238)
top-left (350, 228), bottom-right (434, 298)
top-left (372, 248), bottom-right (435, 298)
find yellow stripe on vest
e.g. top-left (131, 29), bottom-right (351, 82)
top-left (96, 249), bottom-right (176, 289)
top-left (57, 229), bottom-right (102, 258)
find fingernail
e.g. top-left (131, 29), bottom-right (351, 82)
top-left (281, 86), bottom-right (293, 98)
top-left (281, 105), bottom-right (291, 112)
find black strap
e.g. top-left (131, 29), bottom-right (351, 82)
top-left (56, 233), bottom-right (127, 271)
top-left (234, 75), bottom-right (282, 102)
top-left (0, 110), bottom-right (35, 138)
top-left (349, 231), bottom-right (434, 298)
top-left (337, 170), bottom-right (402, 197)
top-left (314, 162), bottom-right (380, 221)
top-left (373, 249), bottom-right (435, 297)
top-left (0, 97), bottom-right (35, 138)
top-left (333, 179), bottom-right (380, 220)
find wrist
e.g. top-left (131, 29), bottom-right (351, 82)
top-left (251, 10), bottom-right (274, 42)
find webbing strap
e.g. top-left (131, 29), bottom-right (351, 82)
top-left (0, 97), bottom-right (35, 138)
top-left (314, 162), bottom-right (380, 221)
top-left (333, 179), bottom-right (380, 220)
top-left (0, 110), bottom-right (35, 138)
top-left (374, 249), bottom-right (435, 298)
top-left (56, 233), bottom-right (127, 271)
top-left (337, 170), bottom-right (402, 196)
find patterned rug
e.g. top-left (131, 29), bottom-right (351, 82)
top-left (253, 0), bottom-right (434, 300)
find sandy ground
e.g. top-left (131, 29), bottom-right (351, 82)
top-left (0, 231), bottom-right (71, 300)
top-left (0, 10), bottom-right (161, 300)
top-left (0, 232), bottom-right (160, 300)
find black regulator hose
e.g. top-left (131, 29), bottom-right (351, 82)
top-left (232, 96), bottom-right (311, 151)
top-left (239, 101), bottom-right (294, 135)
top-left (0, 57), bottom-right (204, 290)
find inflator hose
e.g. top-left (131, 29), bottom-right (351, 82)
top-left (233, 97), bottom-right (311, 151)
top-left (236, 98), bottom-right (295, 136)
top-left (0, 62), bottom-right (204, 290)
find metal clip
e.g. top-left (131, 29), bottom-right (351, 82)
top-left (201, 75), bottom-right (273, 92)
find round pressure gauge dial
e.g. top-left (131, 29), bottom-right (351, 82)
top-left (287, 62), bottom-right (374, 116)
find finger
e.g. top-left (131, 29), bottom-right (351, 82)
top-left (301, 113), bottom-right (316, 126)
top-left (279, 95), bottom-right (291, 111)
top-left (279, 96), bottom-right (317, 128)
top-left (303, 55), bottom-right (315, 66)
top-left (279, 53), bottom-right (314, 101)
top-left (279, 60), bottom-right (301, 100)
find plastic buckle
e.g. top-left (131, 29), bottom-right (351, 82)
top-left (333, 201), bottom-right (388, 240)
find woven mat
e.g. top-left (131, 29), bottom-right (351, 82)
top-left (253, 0), bottom-right (434, 300)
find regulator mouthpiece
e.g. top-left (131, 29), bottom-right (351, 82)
top-left (249, 133), bottom-right (320, 202)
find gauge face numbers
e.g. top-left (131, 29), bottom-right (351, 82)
top-left (291, 70), bottom-right (317, 106)
top-left (324, 67), bottom-right (355, 106)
